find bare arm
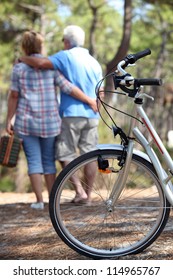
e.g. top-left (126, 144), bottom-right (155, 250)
top-left (19, 56), bottom-right (53, 69)
top-left (55, 70), bottom-right (99, 112)
top-left (6, 90), bottom-right (19, 135)
top-left (70, 86), bottom-right (98, 112)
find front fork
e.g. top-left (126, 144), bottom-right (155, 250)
top-left (106, 140), bottom-right (134, 212)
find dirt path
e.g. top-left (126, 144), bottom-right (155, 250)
top-left (0, 191), bottom-right (173, 260)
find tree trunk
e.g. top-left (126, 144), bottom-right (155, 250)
top-left (146, 20), bottom-right (170, 141)
top-left (87, 0), bottom-right (104, 58)
top-left (105, 0), bottom-right (132, 103)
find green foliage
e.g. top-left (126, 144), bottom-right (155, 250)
top-left (0, 0), bottom-right (123, 97)
top-left (130, 0), bottom-right (173, 81)
top-left (0, 174), bottom-right (15, 192)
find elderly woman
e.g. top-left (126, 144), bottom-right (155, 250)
top-left (6, 31), bottom-right (97, 209)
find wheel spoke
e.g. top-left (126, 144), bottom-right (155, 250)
top-left (49, 150), bottom-right (170, 259)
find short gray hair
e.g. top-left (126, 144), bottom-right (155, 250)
top-left (63, 25), bottom-right (85, 47)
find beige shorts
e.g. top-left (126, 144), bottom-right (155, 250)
top-left (56, 117), bottom-right (99, 162)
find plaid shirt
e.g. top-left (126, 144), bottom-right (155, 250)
top-left (11, 54), bottom-right (73, 137)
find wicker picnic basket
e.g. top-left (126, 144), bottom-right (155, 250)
top-left (0, 134), bottom-right (22, 168)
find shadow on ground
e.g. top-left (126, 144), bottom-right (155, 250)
top-left (0, 193), bottom-right (173, 260)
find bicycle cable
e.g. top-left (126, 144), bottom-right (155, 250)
top-left (95, 73), bottom-right (144, 133)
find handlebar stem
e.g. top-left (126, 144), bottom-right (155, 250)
top-left (117, 60), bottom-right (127, 75)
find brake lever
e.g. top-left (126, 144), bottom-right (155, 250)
top-left (136, 93), bottom-right (154, 101)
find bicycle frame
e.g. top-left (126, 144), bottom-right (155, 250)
top-left (134, 102), bottom-right (173, 205)
top-left (98, 95), bottom-right (173, 206)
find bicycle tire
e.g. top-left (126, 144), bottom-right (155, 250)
top-left (49, 149), bottom-right (170, 259)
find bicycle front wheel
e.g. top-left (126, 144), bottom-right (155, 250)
top-left (49, 149), bottom-right (170, 259)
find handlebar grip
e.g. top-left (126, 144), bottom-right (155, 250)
top-left (125, 48), bottom-right (151, 65)
top-left (134, 48), bottom-right (151, 62)
top-left (135, 78), bottom-right (162, 86)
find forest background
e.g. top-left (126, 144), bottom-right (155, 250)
top-left (0, 0), bottom-right (173, 193)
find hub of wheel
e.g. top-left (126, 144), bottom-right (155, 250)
top-left (106, 199), bottom-right (113, 212)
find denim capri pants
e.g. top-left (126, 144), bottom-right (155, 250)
top-left (18, 134), bottom-right (57, 175)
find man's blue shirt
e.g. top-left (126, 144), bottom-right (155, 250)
top-left (48, 47), bottom-right (102, 118)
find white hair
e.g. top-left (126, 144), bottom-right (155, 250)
top-left (63, 25), bottom-right (85, 47)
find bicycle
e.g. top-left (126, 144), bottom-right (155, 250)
top-left (49, 49), bottom-right (173, 259)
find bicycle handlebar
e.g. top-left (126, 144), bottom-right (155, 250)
top-left (124, 48), bottom-right (151, 67)
top-left (114, 49), bottom-right (162, 96)
top-left (135, 78), bottom-right (162, 86)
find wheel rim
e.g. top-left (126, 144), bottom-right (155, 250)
top-left (52, 152), bottom-right (168, 258)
